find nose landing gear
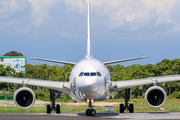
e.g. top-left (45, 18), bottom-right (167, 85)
top-left (85, 99), bottom-right (96, 116)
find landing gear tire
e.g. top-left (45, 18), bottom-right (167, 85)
top-left (47, 104), bottom-right (51, 114)
top-left (86, 109), bottom-right (96, 116)
top-left (129, 103), bottom-right (134, 113)
top-left (56, 104), bottom-right (60, 114)
top-left (120, 104), bottom-right (124, 113)
top-left (90, 109), bottom-right (96, 116)
top-left (86, 109), bottom-right (91, 116)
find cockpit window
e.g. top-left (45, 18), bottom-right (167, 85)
top-left (97, 72), bottom-right (101, 76)
top-left (91, 73), bottom-right (96, 76)
top-left (84, 73), bottom-right (90, 76)
top-left (79, 72), bottom-right (84, 76)
top-left (79, 72), bottom-right (101, 77)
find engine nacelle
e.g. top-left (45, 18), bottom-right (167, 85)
top-left (145, 86), bottom-right (167, 108)
top-left (14, 87), bottom-right (36, 109)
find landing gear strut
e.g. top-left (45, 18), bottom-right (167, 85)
top-left (85, 100), bottom-right (96, 116)
top-left (47, 89), bottom-right (60, 114)
top-left (119, 88), bottom-right (134, 113)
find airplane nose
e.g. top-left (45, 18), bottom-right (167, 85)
top-left (76, 77), bottom-right (98, 97)
top-left (84, 77), bottom-right (97, 86)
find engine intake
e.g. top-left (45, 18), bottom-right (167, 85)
top-left (14, 87), bottom-right (36, 109)
top-left (145, 86), bottom-right (167, 108)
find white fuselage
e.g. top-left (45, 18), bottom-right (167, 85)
top-left (69, 58), bottom-right (111, 101)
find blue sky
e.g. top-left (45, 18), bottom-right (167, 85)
top-left (0, 0), bottom-right (180, 66)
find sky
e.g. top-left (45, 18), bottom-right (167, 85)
top-left (0, 0), bottom-right (180, 66)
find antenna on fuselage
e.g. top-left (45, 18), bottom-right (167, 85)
top-left (86, 1), bottom-right (92, 59)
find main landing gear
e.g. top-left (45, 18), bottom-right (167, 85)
top-left (47, 89), bottom-right (60, 114)
top-left (86, 99), bottom-right (96, 116)
top-left (119, 88), bottom-right (134, 113)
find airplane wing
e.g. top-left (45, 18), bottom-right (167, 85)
top-left (103, 56), bottom-right (149, 65)
top-left (110, 75), bottom-right (180, 93)
top-left (0, 76), bottom-right (70, 94)
top-left (30, 57), bottom-right (76, 65)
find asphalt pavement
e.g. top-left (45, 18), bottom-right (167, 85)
top-left (1, 112), bottom-right (180, 120)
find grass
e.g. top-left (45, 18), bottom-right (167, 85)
top-left (0, 98), bottom-right (180, 113)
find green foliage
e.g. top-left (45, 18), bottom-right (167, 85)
top-left (33, 90), bottom-right (72, 102)
top-left (56, 96), bottom-right (72, 102)
top-left (18, 64), bottom-right (73, 82)
top-left (1, 89), bottom-right (6, 96)
top-left (34, 90), bottom-right (50, 101)
top-left (169, 91), bottom-right (180, 99)
top-left (0, 65), bottom-right (14, 76)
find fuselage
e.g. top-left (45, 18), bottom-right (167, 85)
top-left (69, 57), bottom-right (111, 101)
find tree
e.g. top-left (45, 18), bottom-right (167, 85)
top-left (0, 65), bottom-right (15, 91)
top-left (4, 51), bottom-right (23, 56)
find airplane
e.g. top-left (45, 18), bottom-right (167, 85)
top-left (1, 1), bottom-right (180, 116)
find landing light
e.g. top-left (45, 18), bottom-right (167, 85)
top-left (91, 99), bottom-right (94, 103)
top-left (87, 99), bottom-right (90, 103)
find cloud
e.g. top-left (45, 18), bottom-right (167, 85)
top-left (0, 0), bottom-right (61, 28)
top-left (0, 0), bottom-right (32, 35)
top-left (27, 0), bottom-right (60, 26)
top-left (0, 0), bottom-right (24, 19)
top-left (64, 0), bottom-right (86, 11)
top-left (0, 0), bottom-right (180, 41)
top-left (64, 0), bottom-right (180, 32)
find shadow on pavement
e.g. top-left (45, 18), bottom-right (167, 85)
top-left (77, 112), bottom-right (119, 117)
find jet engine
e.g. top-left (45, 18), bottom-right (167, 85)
top-left (145, 86), bottom-right (167, 108)
top-left (14, 87), bottom-right (36, 109)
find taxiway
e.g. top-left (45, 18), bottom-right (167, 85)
top-left (1, 112), bottom-right (180, 120)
